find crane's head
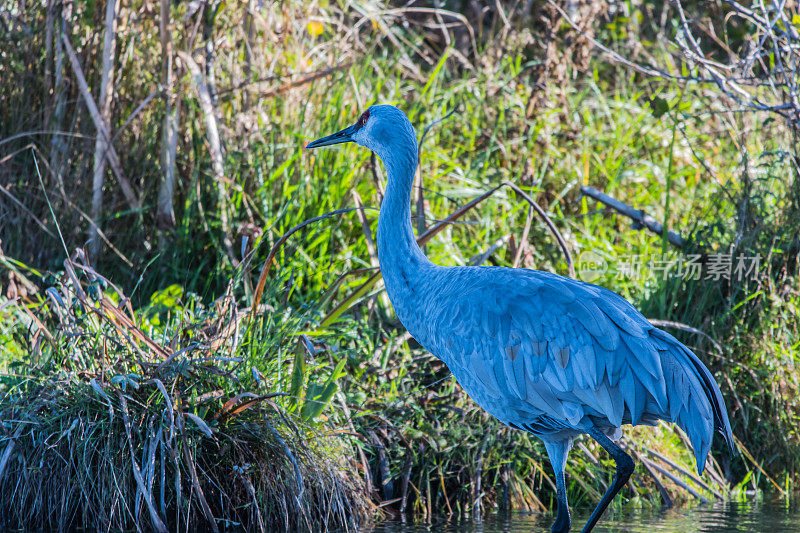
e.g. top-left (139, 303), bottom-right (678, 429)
top-left (306, 104), bottom-right (417, 164)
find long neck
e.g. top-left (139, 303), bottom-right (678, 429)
top-left (376, 144), bottom-right (433, 321)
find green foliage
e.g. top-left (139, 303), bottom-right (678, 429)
top-left (1, 0), bottom-right (798, 528)
top-left (300, 358), bottom-right (346, 422)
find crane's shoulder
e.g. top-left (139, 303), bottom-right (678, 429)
top-left (429, 265), bottom-right (651, 337)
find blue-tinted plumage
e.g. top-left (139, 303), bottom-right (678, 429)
top-left (307, 104), bottom-right (734, 533)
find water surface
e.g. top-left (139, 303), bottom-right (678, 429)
top-left (368, 500), bottom-right (800, 532)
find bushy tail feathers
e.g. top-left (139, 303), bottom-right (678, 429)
top-left (653, 329), bottom-right (735, 475)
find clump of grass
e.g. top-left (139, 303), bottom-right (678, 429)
top-left (0, 253), bottom-right (372, 531)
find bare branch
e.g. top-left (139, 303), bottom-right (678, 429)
top-left (580, 186), bottom-right (686, 248)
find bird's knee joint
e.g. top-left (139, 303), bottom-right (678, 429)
top-left (617, 454), bottom-right (635, 476)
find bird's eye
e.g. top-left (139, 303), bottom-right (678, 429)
top-left (357, 110), bottom-right (370, 127)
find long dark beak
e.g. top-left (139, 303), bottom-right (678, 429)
top-left (306, 123), bottom-right (358, 149)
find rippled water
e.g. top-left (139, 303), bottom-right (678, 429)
top-left (368, 500), bottom-right (800, 532)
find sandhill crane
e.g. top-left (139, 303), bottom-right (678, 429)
top-left (306, 104), bottom-right (734, 532)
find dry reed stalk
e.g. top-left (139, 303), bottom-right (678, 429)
top-left (242, 0), bottom-right (255, 110)
top-left (645, 447), bottom-right (723, 499)
top-left (640, 455), bottom-right (710, 503)
top-left (634, 449), bottom-right (675, 508)
top-left (177, 51), bottom-right (236, 263)
top-left (90, 0), bottom-right (120, 258)
top-left (48, 0), bottom-right (69, 194)
top-left (44, 0), bottom-right (54, 101)
top-left (471, 433), bottom-right (489, 515)
top-left (61, 34), bottom-right (139, 211)
top-left (157, 0), bottom-right (178, 229)
top-left (512, 205), bottom-right (534, 268)
top-left (0, 179), bottom-right (56, 239)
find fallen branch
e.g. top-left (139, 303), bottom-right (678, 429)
top-left (503, 181), bottom-right (574, 277)
top-left (61, 34), bottom-right (139, 211)
top-left (580, 185), bottom-right (686, 248)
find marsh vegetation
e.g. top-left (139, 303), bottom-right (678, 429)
top-left (1, 0), bottom-right (798, 530)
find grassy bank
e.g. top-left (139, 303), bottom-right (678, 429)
top-left (2, 0), bottom-right (799, 530)
top-left (0, 253), bottom-right (372, 531)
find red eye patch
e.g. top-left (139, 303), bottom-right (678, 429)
top-left (356, 110), bottom-right (370, 127)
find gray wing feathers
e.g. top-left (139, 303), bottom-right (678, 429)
top-left (650, 329), bottom-right (735, 473)
top-left (426, 268), bottom-right (731, 474)
top-left (570, 299), bottom-right (620, 351)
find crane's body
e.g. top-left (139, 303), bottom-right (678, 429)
top-left (307, 105), bottom-right (734, 532)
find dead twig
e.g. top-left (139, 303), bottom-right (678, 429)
top-left (580, 185), bottom-right (686, 248)
top-left (0, 179), bottom-right (57, 239)
top-left (646, 319), bottom-right (723, 354)
top-left (502, 181), bottom-right (575, 277)
top-left (415, 106), bottom-right (460, 237)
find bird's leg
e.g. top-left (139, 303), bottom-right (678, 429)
top-left (581, 427), bottom-right (635, 533)
top-left (542, 438), bottom-right (573, 533)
